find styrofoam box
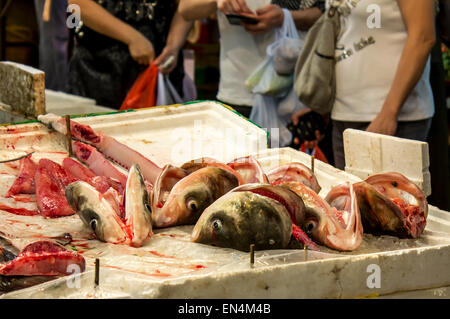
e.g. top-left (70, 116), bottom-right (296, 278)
top-left (343, 129), bottom-right (431, 196)
top-left (0, 102), bottom-right (449, 299)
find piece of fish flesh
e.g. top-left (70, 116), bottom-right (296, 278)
top-left (63, 157), bottom-right (124, 194)
top-left (152, 166), bottom-right (239, 228)
top-left (35, 159), bottom-right (78, 218)
top-left (267, 162), bottom-right (321, 193)
top-left (0, 240), bottom-right (86, 276)
top-left (280, 181), bottom-right (362, 251)
top-left (6, 156), bottom-right (37, 197)
top-left (353, 172), bottom-right (428, 238)
top-left (72, 141), bottom-right (128, 187)
top-left (38, 113), bottom-right (162, 185)
top-left (191, 191), bottom-right (293, 252)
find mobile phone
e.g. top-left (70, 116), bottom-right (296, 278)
top-left (226, 14), bottom-right (258, 26)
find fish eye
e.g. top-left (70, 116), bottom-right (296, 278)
top-left (211, 219), bottom-right (222, 232)
top-left (305, 219), bottom-right (318, 235)
top-left (90, 219), bottom-right (98, 231)
top-left (186, 198), bottom-right (198, 212)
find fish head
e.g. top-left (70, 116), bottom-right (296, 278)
top-left (152, 167), bottom-right (239, 227)
top-left (227, 156), bottom-right (269, 184)
top-left (364, 172), bottom-right (427, 238)
top-left (267, 163), bottom-right (321, 193)
top-left (191, 191), bottom-right (292, 252)
top-left (323, 182), bottom-right (363, 251)
top-left (280, 182), bottom-right (362, 251)
top-left (66, 181), bottom-right (128, 244)
top-left (231, 183), bottom-right (305, 225)
top-left (125, 164), bottom-right (153, 247)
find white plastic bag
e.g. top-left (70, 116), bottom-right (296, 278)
top-left (182, 74), bottom-right (197, 102)
top-left (249, 94), bottom-right (292, 147)
top-left (277, 88), bottom-right (308, 118)
top-left (245, 10), bottom-right (303, 98)
top-left (156, 72), bottom-right (183, 106)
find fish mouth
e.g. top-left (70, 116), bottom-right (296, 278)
top-left (280, 181), bottom-right (362, 251)
top-left (267, 163), bottom-right (321, 193)
top-left (364, 172), bottom-right (427, 238)
top-left (323, 183), bottom-right (363, 251)
top-left (125, 164), bottom-right (153, 247)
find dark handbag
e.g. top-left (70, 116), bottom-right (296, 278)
top-left (293, 6), bottom-right (341, 115)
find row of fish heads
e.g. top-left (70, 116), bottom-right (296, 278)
top-left (66, 157), bottom-right (428, 253)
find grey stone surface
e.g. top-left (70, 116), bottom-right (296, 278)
top-left (0, 62), bottom-right (45, 118)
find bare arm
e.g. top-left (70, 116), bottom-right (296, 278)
top-left (290, 7), bottom-right (322, 31)
top-left (179, 0), bottom-right (218, 20)
top-left (154, 10), bottom-right (194, 74)
top-left (69, 0), bottom-right (155, 64)
top-left (366, 0), bottom-right (436, 135)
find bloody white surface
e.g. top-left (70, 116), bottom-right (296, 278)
top-left (0, 103), bottom-right (449, 298)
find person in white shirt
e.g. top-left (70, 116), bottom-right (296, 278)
top-left (179, 0), bottom-right (325, 117)
top-left (325, 0), bottom-right (436, 169)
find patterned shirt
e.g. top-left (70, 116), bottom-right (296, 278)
top-left (272, 0), bottom-right (326, 11)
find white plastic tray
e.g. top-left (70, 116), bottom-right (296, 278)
top-left (0, 102), bottom-right (449, 298)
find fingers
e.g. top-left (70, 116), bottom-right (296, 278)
top-left (236, 0), bottom-right (252, 13)
top-left (218, 0), bottom-right (251, 14)
top-left (242, 22), bottom-right (267, 35)
top-left (291, 108), bottom-right (312, 125)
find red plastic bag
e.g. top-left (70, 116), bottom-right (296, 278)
top-left (300, 143), bottom-right (329, 164)
top-left (120, 63), bottom-right (159, 111)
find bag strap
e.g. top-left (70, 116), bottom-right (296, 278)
top-left (276, 9), bottom-right (299, 40)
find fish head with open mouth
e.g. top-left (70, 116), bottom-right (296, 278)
top-left (267, 163), bottom-right (321, 193)
top-left (181, 157), bottom-right (245, 185)
top-left (191, 189), bottom-right (293, 252)
top-left (66, 181), bottom-right (129, 244)
top-left (354, 172), bottom-right (427, 238)
top-left (280, 181), bottom-right (362, 251)
top-left (125, 164), bottom-right (153, 247)
top-left (227, 156), bottom-right (269, 184)
top-left (152, 166), bottom-right (239, 227)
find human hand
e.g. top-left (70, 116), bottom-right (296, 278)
top-left (154, 46), bottom-right (179, 74)
top-left (242, 4), bottom-right (284, 35)
top-left (366, 109), bottom-right (398, 136)
top-left (128, 32), bottom-right (155, 65)
top-left (217, 0), bottom-right (252, 14)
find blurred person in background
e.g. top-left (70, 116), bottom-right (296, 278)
top-left (179, 0), bottom-right (325, 118)
top-left (426, 0), bottom-right (450, 211)
top-left (67, 0), bottom-right (192, 109)
top-left (34, 0), bottom-right (70, 92)
top-left (329, 0), bottom-right (436, 170)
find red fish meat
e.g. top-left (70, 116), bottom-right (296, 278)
top-left (0, 240), bottom-right (85, 276)
top-left (6, 156), bottom-right (37, 197)
top-left (35, 159), bottom-right (78, 218)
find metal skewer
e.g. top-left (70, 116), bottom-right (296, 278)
top-left (0, 151), bottom-right (35, 163)
top-left (94, 258), bottom-right (100, 286)
top-left (65, 115), bottom-right (73, 157)
top-left (250, 244), bottom-right (255, 266)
